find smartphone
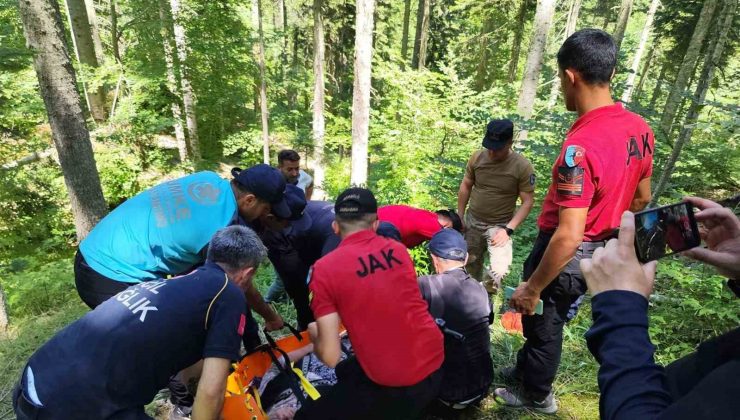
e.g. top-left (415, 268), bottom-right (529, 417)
top-left (633, 201), bottom-right (701, 263)
top-left (504, 286), bottom-right (544, 315)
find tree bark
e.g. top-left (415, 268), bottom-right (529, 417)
top-left (254, 0), bottom-right (270, 164)
top-left (508, 0), bottom-right (529, 83)
top-left (633, 42), bottom-right (656, 100)
top-left (651, 0), bottom-right (736, 204)
top-left (18, 0), bottom-right (108, 240)
top-left (401, 0), bottom-right (412, 62)
top-left (64, 0), bottom-right (106, 121)
top-left (170, 0), bottom-right (200, 160)
top-left (0, 284), bottom-right (8, 333)
top-left (350, 0), bottom-right (375, 186)
top-left (621, 0), bottom-right (659, 103)
top-left (110, 0), bottom-right (121, 63)
top-left (84, 0), bottom-right (104, 63)
top-left (612, 0), bottom-right (634, 51)
top-left (546, 0), bottom-right (581, 107)
top-left (516, 0), bottom-right (556, 141)
top-left (659, 0), bottom-right (718, 137)
top-left (158, 0), bottom-right (188, 161)
top-left (312, 0), bottom-right (326, 196)
top-left (275, 0), bottom-right (285, 30)
top-left (411, 0), bottom-right (430, 69)
top-left (474, 17), bottom-right (495, 91)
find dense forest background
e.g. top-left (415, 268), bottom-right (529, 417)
top-left (0, 0), bottom-right (738, 418)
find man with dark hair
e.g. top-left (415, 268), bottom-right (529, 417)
top-left (296, 188), bottom-right (444, 419)
top-left (418, 229), bottom-right (494, 410)
top-left (496, 29), bottom-right (655, 413)
top-left (377, 204), bottom-right (462, 248)
top-left (13, 226), bottom-right (268, 420)
top-left (267, 150), bottom-right (316, 303)
top-left (458, 119), bottom-right (536, 294)
top-left (581, 199), bottom-right (739, 419)
top-left (277, 149), bottom-right (314, 199)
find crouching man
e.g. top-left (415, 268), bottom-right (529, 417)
top-left (12, 226), bottom-right (267, 420)
top-left (418, 229), bottom-right (494, 409)
top-left (296, 187), bottom-right (444, 420)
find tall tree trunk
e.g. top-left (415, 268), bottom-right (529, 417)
top-left (350, 0), bottom-right (375, 186)
top-left (651, 0), bottom-right (735, 204)
top-left (612, 0), bottom-right (634, 51)
top-left (84, 0), bottom-right (104, 63)
top-left (312, 0), bottom-right (326, 196)
top-left (170, 0), bottom-right (200, 160)
top-left (621, 0), bottom-right (659, 103)
top-left (474, 17), bottom-right (494, 91)
top-left (401, 0), bottom-right (412, 62)
top-left (546, 0), bottom-right (581, 107)
top-left (158, 0), bottom-right (188, 161)
top-left (254, 0), bottom-right (270, 164)
top-left (411, 0), bottom-right (430, 69)
top-left (275, 0), bottom-right (285, 30)
top-left (649, 62), bottom-right (667, 108)
top-left (659, 0), bottom-right (718, 137)
top-left (110, 0), bottom-right (121, 63)
top-left (633, 43), bottom-right (656, 100)
top-left (508, 0), bottom-right (529, 83)
top-left (516, 0), bottom-right (556, 142)
top-left (18, 0), bottom-right (108, 240)
top-left (64, 0), bottom-right (106, 121)
top-left (0, 284), bottom-right (7, 333)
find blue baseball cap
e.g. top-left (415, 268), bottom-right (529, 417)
top-left (428, 229), bottom-right (467, 261)
top-left (377, 221), bottom-right (402, 242)
top-left (231, 164), bottom-right (290, 219)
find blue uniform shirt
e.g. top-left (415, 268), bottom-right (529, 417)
top-left (80, 172), bottom-right (238, 283)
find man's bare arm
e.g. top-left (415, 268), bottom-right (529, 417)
top-left (457, 176), bottom-right (474, 220)
top-left (307, 313), bottom-right (341, 368)
top-left (507, 191), bottom-right (535, 230)
top-left (191, 357), bottom-right (230, 420)
top-left (244, 280), bottom-right (284, 331)
top-left (630, 178), bottom-right (651, 212)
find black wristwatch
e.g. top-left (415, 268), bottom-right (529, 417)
top-left (498, 225), bottom-right (514, 236)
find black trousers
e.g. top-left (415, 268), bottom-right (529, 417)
top-left (515, 231), bottom-right (603, 400)
top-left (295, 357), bottom-right (443, 420)
top-left (74, 250), bottom-right (133, 309)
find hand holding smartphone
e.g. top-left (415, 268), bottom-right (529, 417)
top-left (633, 201), bottom-right (701, 263)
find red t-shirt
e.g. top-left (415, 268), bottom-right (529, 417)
top-left (538, 103), bottom-right (655, 241)
top-left (377, 205), bottom-right (442, 248)
top-left (309, 229), bottom-right (444, 386)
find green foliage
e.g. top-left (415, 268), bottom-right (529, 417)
top-left (1, 256), bottom-right (77, 318)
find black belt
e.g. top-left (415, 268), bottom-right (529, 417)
top-left (578, 240), bottom-right (606, 252)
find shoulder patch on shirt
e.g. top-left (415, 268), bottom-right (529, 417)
top-left (557, 166), bottom-right (585, 196)
top-left (529, 173), bottom-right (536, 186)
top-left (564, 145), bottom-right (586, 168)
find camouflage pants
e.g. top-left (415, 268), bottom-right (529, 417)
top-left (463, 212), bottom-right (513, 293)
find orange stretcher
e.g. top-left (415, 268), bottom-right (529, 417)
top-left (221, 326), bottom-right (316, 420)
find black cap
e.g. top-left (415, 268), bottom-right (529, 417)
top-left (482, 119), bottom-right (514, 150)
top-left (377, 222), bottom-right (402, 242)
top-left (428, 229), bottom-right (467, 261)
top-left (231, 164), bottom-right (290, 219)
top-left (335, 187), bottom-right (377, 216)
top-left (282, 184), bottom-right (307, 221)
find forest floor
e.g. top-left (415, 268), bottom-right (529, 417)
top-left (0, 251), bottom-right (600, 420)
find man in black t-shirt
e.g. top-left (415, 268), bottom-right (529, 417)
top-left (12, 226), bottom-right (268, 420)
top-left (417, 229), bottom-right (494, 409)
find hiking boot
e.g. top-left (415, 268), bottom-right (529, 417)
top-left (494, 387), bottom-right (558, 414)
top-left (168, 404), bottom-right (192, 420)
top-left (498, 366), bottom-right (523, 384)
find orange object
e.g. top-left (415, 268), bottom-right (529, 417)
top-left (501, 311), bottom-right (523, 334)
top-left (222, 331), bottom-right (313, 420)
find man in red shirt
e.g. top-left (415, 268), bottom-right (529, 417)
top-left (496, 29), bottom-right (655, 413)
top-left (296, 188), bottom-right (444, 420)
top-left (378, 204), bottom-right (462, 248)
